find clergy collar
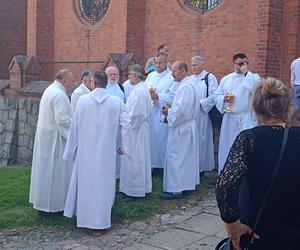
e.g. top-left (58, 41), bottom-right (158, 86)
top-left (80, 82), bottom-right (90, 92)
top-left (53, 80), bottom-right (66, 93)
top-left (180, 76), bottom-right (190, 83)
top-left (108, 81), bottom-right (118, 85)
top-left (156, 68), bottom-right (170, 77)
top-left (133, 81), bottom-right (143, 87)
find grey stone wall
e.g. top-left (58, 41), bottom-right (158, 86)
top-left (0, 97), bottom-right (39, 166)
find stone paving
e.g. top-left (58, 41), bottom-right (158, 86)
top-left (0, 189), bottom-right (225, 250)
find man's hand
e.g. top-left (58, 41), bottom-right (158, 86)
top-left (162, 104), bottom-right (170, 116)
top-left (240, 62), bottom-right (248, 74)
top-left (117, 147), bottom-right (124, 155)
top-left (224, 93), bottom-right (235, 103)
top-left (150, 91), bottom-right (159, 102)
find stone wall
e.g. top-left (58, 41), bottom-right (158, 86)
top-left (0, 97), bottom-right (39, 166)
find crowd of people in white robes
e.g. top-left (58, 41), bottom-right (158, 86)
top-left (29, 46), bottom-right (263, 230)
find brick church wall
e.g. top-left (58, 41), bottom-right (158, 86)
top-left (0, 0), bottom-right (27, 79)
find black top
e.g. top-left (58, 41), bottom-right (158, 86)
top-left (216, 126), bottom-right (300, 240)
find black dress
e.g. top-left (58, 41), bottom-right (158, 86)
top-left (216, 126), bottom-right (300, 250)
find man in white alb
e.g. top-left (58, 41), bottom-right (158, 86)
top-left (145, 53), bottom-right (176, 171)
top-left (29, 69), bottom-right (73, 214)
top-left (63, 70), bottom-right (131, 229)
top-left (291, 57), bottom-right (300, 108)
top-left (215, 53), bottom-right (260, 173)
top-left (189, 55), bottom-right (218, 173)
top-left (160, 61), bottom-right (200, 200)
top-left (106, 66), bottom-right (125, 178)
top-left (71, 70), bottom-right (92, 113)
top-left (106, 66), bottom-right (125, 102)
top-left (119, 64), bottom-right (153, 202)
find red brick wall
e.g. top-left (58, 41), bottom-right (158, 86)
top-left (143, 0), bottom-right (300, 86)
top-left (280, 0), bottom-right (300, 86)
top-left (2, 0), bottom-right (300, 90)
top-left (126, 0), bottom-right (145, 64)
top-left (51, 0), bottom-right (128, 88)
top-left (144, 0), bottom-right (267, 82)
top-left (0, 0), bottom-right (27, 79)
top-left (27, 0), bottom-right (54, 81)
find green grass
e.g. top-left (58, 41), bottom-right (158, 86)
top-left (0, 166), bottom-right (216, 229)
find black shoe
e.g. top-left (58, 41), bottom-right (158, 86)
top-left (159, 192), bottom-right (182, 200)
top-left (38, 210), bottom-right (63, 217)
top-left (124, 196), bottom-right (138, 202)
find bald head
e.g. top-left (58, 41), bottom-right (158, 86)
top-left (106, 66), bottom-right (120, 84)
top-left (55, 69), bottom-right (74, 87)
top-left (171, 61), bottom-right (188, 82)
top-left (55, 69), bottom-right (71, 81)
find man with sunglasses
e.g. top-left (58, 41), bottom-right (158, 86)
top-left (215, 53), bottom-right (260, 173)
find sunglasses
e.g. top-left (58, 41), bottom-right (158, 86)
top-left (234, 61), bottom-right (249, 67)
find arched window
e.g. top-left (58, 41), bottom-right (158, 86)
top-left (183, 0), bottom-right (222, 11)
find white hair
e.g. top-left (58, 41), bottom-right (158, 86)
top-left (192, 55), bottom-right (205, 64)
top-left (105, 66), bottom-right (119, 74)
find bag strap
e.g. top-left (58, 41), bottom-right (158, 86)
top-left (251, 127), bottom-right (289, 237)
top-left (201, 72), bottom-right (211, 98)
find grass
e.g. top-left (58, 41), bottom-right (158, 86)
top-left (0, 166), bottom-right (216, 229)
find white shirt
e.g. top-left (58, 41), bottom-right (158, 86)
top-left (291, 57), bottom-right (300, 88)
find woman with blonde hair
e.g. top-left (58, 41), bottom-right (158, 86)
top-left (216, 78), bottom-right (300, 250)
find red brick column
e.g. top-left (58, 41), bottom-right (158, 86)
top-left (27, 0), bottom-right (54, 80)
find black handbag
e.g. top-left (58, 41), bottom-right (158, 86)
top-left (215, 127), bottom-right (290, 250)
top-left (203, 72), bottom-right (223, 127)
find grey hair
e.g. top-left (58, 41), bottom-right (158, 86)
top-left (192, 55), bottom-right (205, 64)
top-left (81, 69), bottom-right (93, 81)
top-left (55, 69), bottom-right (72, 81)
top-left (128, 64), bottom-right (145, 80)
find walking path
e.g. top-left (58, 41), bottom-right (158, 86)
top-left (0, 189), bottom-right (225, 250)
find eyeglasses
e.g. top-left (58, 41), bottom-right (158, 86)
top-left (191, 64), bottom-right (200, 67)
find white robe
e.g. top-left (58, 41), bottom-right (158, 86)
top-left (106, 82), bottom-right (125, 179)
top-left (189, 70), bottom-right (218, 172)
top-left (63, 88), bottom-right (131, 229)
top-left (120, 81), bottom-right (153, 197)
top-left (123, 79), bottom-right (135, 102)
top-left (106, 82), bottom-right (125, 103)
top-left (145, 68), bottom-right (175, 168)
top-left (163, 77), bottom-right (200, 193)
top-left (70, 83), bottom-right (90, 113)
top-left (29, 81), bottom-right (72, 212)
top-left (215, 71), bottom-right (260, 172)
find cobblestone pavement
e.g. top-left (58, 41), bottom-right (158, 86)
top-left (0, 189), bottom-right (226, 250)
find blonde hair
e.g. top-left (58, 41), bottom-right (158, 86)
top-left (252, 77), bottom-right (292, 123)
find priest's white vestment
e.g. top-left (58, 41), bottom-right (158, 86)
top-left (123, 79), bottom-right (135, 102)
top-left (189, 70), bottom-right (218, 172)
top-left (145, 68), bottom-right (175, 168)
top-left (71, 83), bottom-right (90, 113)
top-left (106, 82), bottom-right (125, 179)
top-left (163, 77), bottom-right (200, 193)
top-left (29, 81), bottom-right (72, 212)
top-left (120, 81), bottom-right (153, 197)
top-left (215, 71), bottom-right (260, 172)
top-left (63, 88), bottom-right (131, 229)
